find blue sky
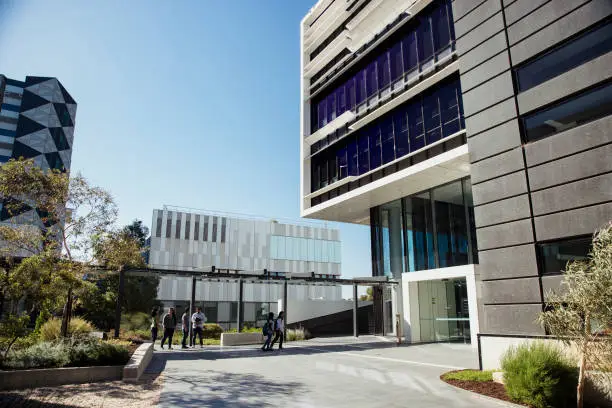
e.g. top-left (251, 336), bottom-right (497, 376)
top-left (0, 0), bottom-right (372, 291)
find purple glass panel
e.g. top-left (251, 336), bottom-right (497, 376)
top-left (380, 117), bottom-right (395, 164)
top-left (433, 2), bottom-right (451, 52)
top-left (348, 139), bottom-right (359, 176)
top-left (366, 61), bottom-right (378, 97)
top-left (377, 52), bottom-right (391, 89)
top-left (318, 99), bottom-right (327, 129)
top-left (402, 31), bottom-right (418, 71)
top-left (337, 86), bottom-right (347, 116)
top-left (346, 78), bottom-right (356, 110)
top-left (408, 101), bottom-right (425, 151)
top-left (337, 147), bottom-right (348, 179)
top-left (369, 125), bottom-right (382, 170)
top-left (393, 107), bottom-right (409, 157)
top-left (390, 42), bottom-right (403, 81)
top-left (326, 93), bottom-right (336, 122)
top-left (418, 17), bottom-right (434, 63)
top-left (358, 133), bottom-right (370, 174)
top-left (355, 70), bottom-right (367, 105)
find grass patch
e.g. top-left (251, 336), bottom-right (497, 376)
top-left (442, 369), bottom-right (494, 382)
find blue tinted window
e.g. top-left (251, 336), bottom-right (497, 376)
top-left (345, 78), bottom-right (356, 110)
top-left (355, 70), bottom-right (367, 105)
top-left (516, 21), bottom-right (612, 92)
top-left (408, 102), bottom-right (425, 151)
top-left (390, 42), bottom-right (403, 81)
top-left (522, 81), bottom-right (612, 142)
top-left (366, 61), bottom-right (378, 97)
top-left (440, 81), bottom-right (461, 136)
top-left (418, 17), bottom-right (434, 63)
top-left (1, 103), bottom-right (20, 112)
top-left (369, 125), bottom-right (382, 170)
top-left (337, 147), bottom-right (348, 179)
top-left (432, 2), bottom-right (451, 51)
top-left (393, 108), bottom-right (409, 157)
top-left (378, 52), bottom-right (391, 89)
top-left (0, 129), bottom-right (16, 137)
top-left (358, 134), bottom-right (369, 174)
top-left (380, 117), bottom-right (395, 164)
top-left (402, 31), bottom-right (418, 72)
top-left (347, 139), bottom-right (359, 176)
top-left (336, 86), bottom-right (346, 115)
top-left (423, 91), bottom-right (442, 143)
top-left (326, 93), bottom-right (336, 122)
top-left (317, 100), bottom-right (326, 129)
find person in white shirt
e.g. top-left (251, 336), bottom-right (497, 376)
top-left (191, 307), bottom-right (207, 347)
top-left (270, 311), bottom-right (284, 350)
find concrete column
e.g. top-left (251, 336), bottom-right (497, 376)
top-left (237, 279), bottom-right (244, 332)
top-left (353, 283), bottom-right (358, 338)
top-left (389, 207), bottom-right (403, 279)
top-left (190, 276), bottom-right (196, 346)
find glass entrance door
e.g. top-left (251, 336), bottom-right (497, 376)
top-left (417, 278), bottom-right (470, 343)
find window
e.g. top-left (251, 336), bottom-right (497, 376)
top-left (194, 215), bottom-right (200, 241)
top-left (175, 213), bottom-right (181, 239)
top-left (516, 20), bottom-right (612, 92)
top-left (372, 178), bottom-right (478, 274)
top-left (212, 217), bottom-right (218, 242)
top-left (185, 214), bottom-right (190, 240)
top-left (310, 76), bottom-right (465, 193)
top-left (522, 81), bottom-right (612, 142)
top-left (308, 0), bottom-right (457, 133)
top-left (203, 216), bottom-right (209, 241)
top-left (166, 212), bottom-right (172, 238)
top-left (538, 236), bottom-right (591, 275)
top-left (155, 213), bottom-right (162, 237)
top-left (221, 218), bottom-right (227, 243)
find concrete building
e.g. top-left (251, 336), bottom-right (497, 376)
top-left (0, 74), bottom-right (76, 225)
top-left (149, 207), bottom-right (342, 329)
top-left (300, 0), bottom-right (612, 366)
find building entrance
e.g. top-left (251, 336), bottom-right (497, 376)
top-left (417, 278), bottom-right (470, 343)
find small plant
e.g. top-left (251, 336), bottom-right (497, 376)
top-left (121, 329), bottom-right (151, 343)
top-left (201, 324), bottom-right (224, 339)
top-left (39, 317), bottom-right (93, 341)
top-left (3, 341), bottom-right (70, 369)
top-left (442, 370), bottom-right (494, 382)
top-left (68, 336), bottom-right (129, 367)
top-left (286, 328), bottom-right (310, 341)
top-left (501, 342), bottom-right (577, 408)
top-left (120, 312), bottom-right (151, 332)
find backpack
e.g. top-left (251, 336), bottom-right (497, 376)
top-left (263, 321), bottom-right (270, 336)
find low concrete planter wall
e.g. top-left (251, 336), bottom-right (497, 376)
top-left (220, 332), bottom-right (263, 346)
top-left (123, 342), bottom-right (153, 382)
top-left (0, 365), bottom-right (123, 390)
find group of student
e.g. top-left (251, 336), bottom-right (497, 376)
top-left (149, 307), bottom-right (286, 351)
top-left (150, 306), bottom-right (208, 349)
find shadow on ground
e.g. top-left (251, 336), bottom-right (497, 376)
top-left (0, 394), bottom-right (77, 408)
top-left (160, 370), bottom-right (306, 408)
top-left (146, 340), bottom-right (400, 374)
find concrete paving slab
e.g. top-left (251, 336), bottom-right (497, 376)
top-left (146, 337), bottom-right (504, 408)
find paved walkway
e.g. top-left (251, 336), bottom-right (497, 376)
top-left (146, 336), bottom-right (507, 408)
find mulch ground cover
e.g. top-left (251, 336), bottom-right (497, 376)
top-left (440, 372), bottom-right (529, 407)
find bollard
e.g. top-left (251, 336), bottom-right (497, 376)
top-left (396, 314), bottom-right (401, 346)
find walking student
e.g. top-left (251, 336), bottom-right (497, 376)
top-left (261, 312), bottom-right (274, 351)
top-left (150, 308), bottom-right (160, 348)
top-left (181, 308), bottom-right (190, 349)
top-left (160, 307), bottom-right (177, 350)
top-left (270, 311), bottom-right (284, 350)
top-left (191, 306), bottom-right (207, 347)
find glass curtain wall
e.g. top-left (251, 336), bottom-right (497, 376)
top-left (371, 178), bottom-right (478, 276)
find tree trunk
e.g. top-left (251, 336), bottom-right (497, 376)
top-left (60, 287), bottom-right (73, 337)
top-left (577, 316), bottom-right (591, 408)
top-left (3, 335), bottom-right (18, 359)
top-left (114, 267), bottom-right (125, 339)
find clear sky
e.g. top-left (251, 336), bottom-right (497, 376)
top-left (0, 0), bottom-right (372, 295)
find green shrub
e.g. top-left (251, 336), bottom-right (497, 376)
top-left (442, 369), bottom-right (494, 382)
top-left (227, 327), bottom-right (260, 333)
top-left (501, 342), bottom-right (577, 408)
top-left (39, 317), bottom-right (93, 341)
top-left (121, 312), bottom-right (151, 331)
top-left (286, 328), bottom-right (310, 341)
top-left (201, 324), bottom-right (223, 339)
top-left (3, 341), bottom-right (70, 369)
top-left (67, 337), bottom-right (129, 367)
top-left (121, 329), bottom-right (151, 343)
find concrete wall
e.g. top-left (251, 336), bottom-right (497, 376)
top-left (454, 0), bottom-right (612, 336)
top-left (279, 298), bottom-right (372, 325)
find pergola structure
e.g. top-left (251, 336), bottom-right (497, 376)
top-left (115, 266), bottom-right (398, 341)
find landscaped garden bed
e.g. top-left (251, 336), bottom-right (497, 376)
top-left (440, 370), bottom-right (526, 406)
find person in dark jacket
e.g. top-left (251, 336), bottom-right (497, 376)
top-left (150, 308), bottom-right (160, 348)
top-left (270, 311), bottom-right (284, 350)
top-left (160, 307), bottom-right (177, 350)
top-left (261, 312), bottom-right (274, 351)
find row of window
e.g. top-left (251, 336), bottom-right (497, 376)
top-left (155, 212), bottom-right (227, 243)
top-left (515, 19), bottom-right (612, 92)
top-left (311, 77), bottom-right (464, 193)
top-left (270, 235), bottom-right (341, 264)
top-left (310, 0), bottom-right (455, 133)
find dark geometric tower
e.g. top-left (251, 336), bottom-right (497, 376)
top-left (0, 74), bottom-right (77, 225)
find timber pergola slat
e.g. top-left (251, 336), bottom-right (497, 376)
top-left (110, 266), bottom-right (398, 340)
